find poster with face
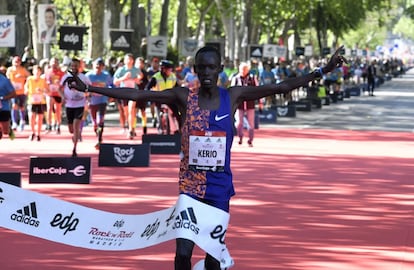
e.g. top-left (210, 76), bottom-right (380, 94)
top-left (38, 4), bottom-right (57, 44)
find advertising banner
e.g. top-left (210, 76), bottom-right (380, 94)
top-left (0, 183), bottom-right (234, 269)
top-left (0, 15), bottom-right (15, 47)
top-left (180, 38), bottom-right (199, 57)
top-left (147, 36), bottom-right (168, 57)
top-left (98, 143), bottom-right (150, 167)
top-left (38, 4), bottom-right (57, 44)
top-left (59, 26), bottom-right (88, 51)
top-left (142, 134), bottom-right (181, 154)
top-left (110, 29), bottom-right (133, 52)
top-left (29, 157), bottom-right (91, 184)
top-left (0, 172), bottom-right (21, 187)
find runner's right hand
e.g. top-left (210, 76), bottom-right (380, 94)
top-left (63, 70), bottom-right (87, 92)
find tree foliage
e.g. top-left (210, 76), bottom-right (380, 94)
top-left (4, 0), bottom-right (414, 62)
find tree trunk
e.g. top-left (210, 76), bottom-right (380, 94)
top-left (194, 1), bottom-right (214, 41)
top-left (87, 0), bottom-right (104, 59)
top-left (106, 0), bottom-right (123, 29)
top-left (172, 0), bottom-right (187, 50)
top-left (159, 0), bottom-right (169, 36)
top-left (130, 0), bottom-right (141, 56)
top-left (11, 0), bottom-right (31, 58)
top-left (215, 0), bottom-right (234, 59)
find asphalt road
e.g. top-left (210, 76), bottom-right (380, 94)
top-left (104, 68), bottom-right (414, 133)
top-left (275, 69), bottom-right (414, 132)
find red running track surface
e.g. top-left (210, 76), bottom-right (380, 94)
top-left (1, 126), bottom-right (414, 270)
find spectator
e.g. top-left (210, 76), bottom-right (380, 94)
top-left (230, 61), bottom-right (258, 147)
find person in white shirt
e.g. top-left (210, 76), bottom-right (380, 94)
top-left (60, 58), bottom-right (91, 157)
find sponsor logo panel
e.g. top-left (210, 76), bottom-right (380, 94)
top-left (50, 212), bottom-right (80, 235)
top-left (11, 202), bottom-right (40, 227)
top-left (87, 219), bottom-right (134, 247)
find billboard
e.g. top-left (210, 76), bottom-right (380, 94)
top-left (38, 4), bottom-right (57, 44)
top-left (0, 15), bottom-right (15, 47)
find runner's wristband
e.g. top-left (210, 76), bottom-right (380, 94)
top-left (85, 85), bottom-right (89, 93)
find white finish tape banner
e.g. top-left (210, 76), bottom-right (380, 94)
top-left (0, 182), bottom-right (234, 269)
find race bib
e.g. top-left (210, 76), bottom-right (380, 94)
top-left (70, 91), bottom-right (84, 101)
top-left (31, 93), bottom-right (43, 104)
top-left (49, 84), bottom-right (59, 93)
top-left (12, 82), bottom-right (23, 91)
top-left (189, 131), bottom-right (226, 172)
top-left (123, 79), bottom-right (136, 88)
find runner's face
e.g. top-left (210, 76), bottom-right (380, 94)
top-left (51, 58), bottom-right (59, 69)
top-left (195, 51), bottom-right (221, 89)
top-left (70, 61), bottom-right (80, 74)
top-left (124, 56), bottom-right (134, 67)
top-left (12, 57), bottom-right (21, 66)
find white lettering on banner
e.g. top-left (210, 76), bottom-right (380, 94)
top-left (113, 147), bottom-right (135, 164)
top-left (149, 142), bottom-right (176, 147)
top-left (64, 33), bottom-right (79, 44)
top-left (0, 183), bottom-right (234, 269)
top-left (33, 166), bottom-right (86, 177)
top-left (33, 167), bottom-right (67, 175)
top-left (69, 165), bottom-right (86, 177)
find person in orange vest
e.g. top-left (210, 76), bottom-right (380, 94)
top-left (6, 56), bottom-right (31, 131)
top-left (24, 65), bottom-right (48, 141)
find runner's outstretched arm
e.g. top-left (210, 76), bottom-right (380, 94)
top-left (231, 45), bottom-right (347, 102)
top-left (64, 70), bottom-right (184, 105)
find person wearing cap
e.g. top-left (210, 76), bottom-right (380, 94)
top-left (145, 60), bottom-right (179, 134)
top-left (85, 58), bottom-right (113, 149)
top-left (113, 53), bottom-right (141, 139)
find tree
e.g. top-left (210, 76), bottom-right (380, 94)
top-left (159, 0), bottom-right (170, 36)
top-left (87, 0), bottom-right (105, 59)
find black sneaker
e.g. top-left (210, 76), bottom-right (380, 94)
top-left (72, 149), bottom-right (77, 158)
top-left (37, 135), bottom-right (41, 141)
top-left (29, 133), bottom-right (35, 141)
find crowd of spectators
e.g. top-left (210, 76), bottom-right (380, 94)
top-left (0, 47), bottom-right (408, 153)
